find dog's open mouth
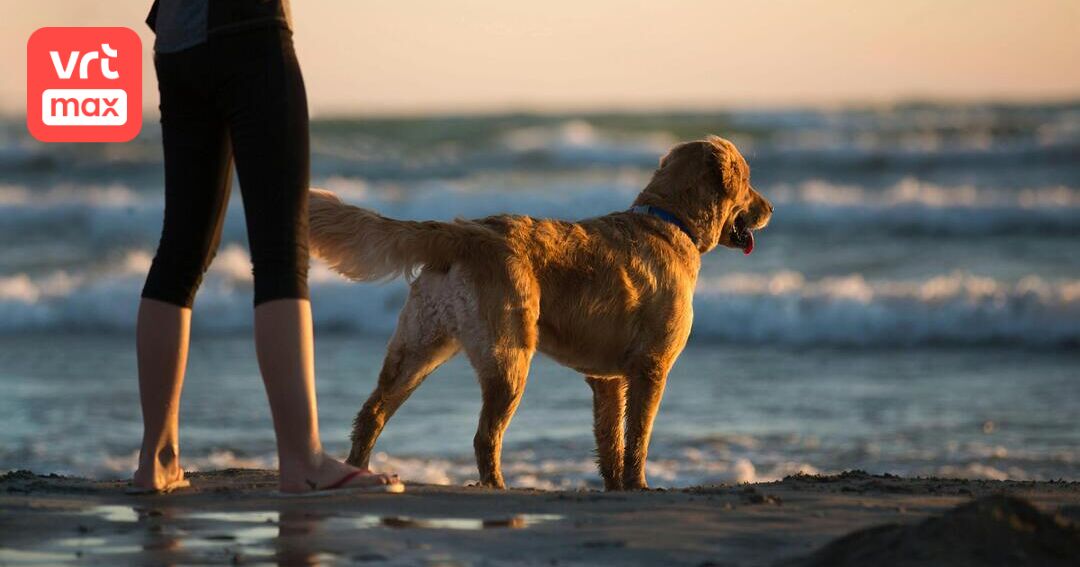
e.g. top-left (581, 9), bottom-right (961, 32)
top-left (731, 215), bottom-right (755, 255)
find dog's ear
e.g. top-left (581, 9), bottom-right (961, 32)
top-left (658, 148), bottom-right (674, 169)
top-left (657, 141), bottom-right (700, 171)
top-left (703, 136), bottom-right (742, 195)
top-left (704, 134), bottom-right (727, 148)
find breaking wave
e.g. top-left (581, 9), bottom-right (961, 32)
top-left (1, 247), bottom-right (1076, 346)
top-left (1, 179), bottom-right (1078, 253)
top-left (14, 434), bottom-right (1069, 487)
top-left (693, 271), bottom-right (1079, 346)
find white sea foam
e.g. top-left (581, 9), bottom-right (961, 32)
top-left (56, 441), bottom-right (842, 488)
top-left (1, 247), bottom-right (1076, 346)
top-left (772, 178), bottom-right (1080, 209)
top-left (1, 179), bottom-right (1077, 254)
top-left (769, 178), bottom-right (1080, 234)
top-left (0, 183), bottom-right (142, 206)
top-left (96, 449), bottom-right (275, 478)
top-left (54, 442), bottom-right (1058, 487)
top-left (694, 271), bottom-right (1080, 345)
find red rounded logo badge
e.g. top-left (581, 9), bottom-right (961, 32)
top-left (27, 27), bottom-right (143, 143)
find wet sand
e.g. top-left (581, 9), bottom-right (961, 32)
top-left (0, 470), bottom-right (1076, 566)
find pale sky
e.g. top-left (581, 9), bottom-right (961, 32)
top-left (2, 0), bottom-right (1078, 116)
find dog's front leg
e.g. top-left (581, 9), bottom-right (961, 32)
top-left (622, 368), bottom-right (667, 490)
top-left (587, 376), bottom-right (626, 490)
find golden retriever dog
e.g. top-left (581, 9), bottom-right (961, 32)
top-left (308, 136), bottom-right (772, 490)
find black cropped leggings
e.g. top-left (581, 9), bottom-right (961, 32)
top-left (142, 27), bottom-right (309, 308)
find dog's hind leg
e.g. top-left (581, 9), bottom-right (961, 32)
top-left (462, 295), bottom-right (538, 487)
top-left (441, 259), bottom-right (539, 489)
top-left (468, 346), bottom-right (532, 489)
top-left (586, 376), bottom-right (626, 491)
top-left (346, 284), bottom-right (459, 468)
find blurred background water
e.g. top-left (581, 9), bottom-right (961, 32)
top-left (1, 103), bottom-right (1078, 487)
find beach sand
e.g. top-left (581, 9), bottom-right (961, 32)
top-left (0, 470), bottom-right (1076, 566)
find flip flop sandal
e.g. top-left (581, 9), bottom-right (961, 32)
top-left (274, 470), bottom-right (405, 498)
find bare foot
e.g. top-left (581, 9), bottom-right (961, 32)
top-left (131, 446), bottom-right (189, 493)
top-left (278, 451), bottom-right (400, 494)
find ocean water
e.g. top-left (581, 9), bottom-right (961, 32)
top-left (0, 104), bottom-right (1077, 487)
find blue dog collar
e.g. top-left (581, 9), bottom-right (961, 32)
top-left (630, 205), bottom-right (697, 245)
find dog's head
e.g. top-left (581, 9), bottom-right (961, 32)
top-left (634, 136), bottom-right (772, 254)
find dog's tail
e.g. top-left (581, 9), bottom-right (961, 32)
top-left (308, 188), bottom-right (497, 281)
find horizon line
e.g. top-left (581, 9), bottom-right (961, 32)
top-left (4, 95), bottom-right (1079, 123)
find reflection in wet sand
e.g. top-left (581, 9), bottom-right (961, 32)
top-left (187, 511), bottom-right (280, 523)
top-left (0, 548), bottom-right (80, 564)
top-left (276, 510), bottom-right (335, 566)
top-left (378, 514), bottom-right (563, 530)
top-left (6, 503), bottom-right (562, 566)
top-left (86, 504), bottom-right (139, 523)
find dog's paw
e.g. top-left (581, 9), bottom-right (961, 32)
top-left (601, 479), bottom-right (625, 491)
top-left (468, 479), bottom-right (507, 490)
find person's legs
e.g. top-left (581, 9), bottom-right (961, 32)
top-left (132, 299), bottom-right (191, 491)
top-left (254, 299), bottom-right (395, 491)
top-left (219, 28), bottom-right (395, 491)
top-left (135, 46), bottom-right (234, 491)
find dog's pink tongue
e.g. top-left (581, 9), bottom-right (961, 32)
top-left (742, 231), bottom-right (755, 255)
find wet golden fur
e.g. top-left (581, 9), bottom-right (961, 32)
top-left (308, 136), bottom-right (772, 490)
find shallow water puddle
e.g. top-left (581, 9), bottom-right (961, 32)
top-left (0, 548), bottom-right (80, 564)
top-left (228, 525), bottom-right (281, 544)
top-left (186, 510), bottom-right (280, 524)
top-left (87, 506), bottom-right (562, 532)
top-left (54, 536), bottom-right (109, 548)
top-left (53, 537), bottom-right (142, 555)
top-left (362, 513), bottom-right (563, 530)
top-left (85, 504), bottom-right (139, 523)
top-left (10, 506), bottom-right (561, 565)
